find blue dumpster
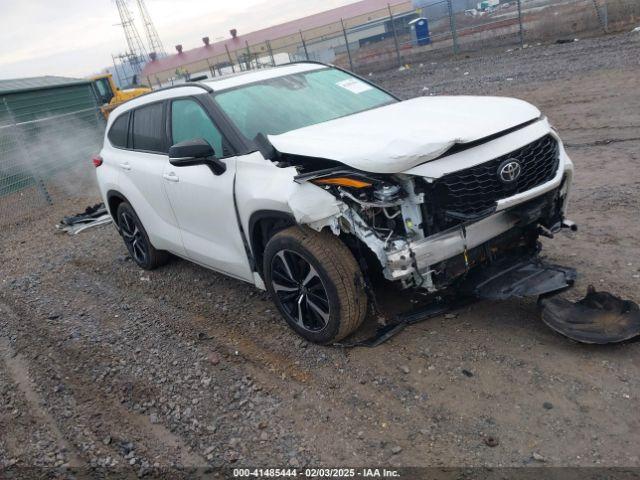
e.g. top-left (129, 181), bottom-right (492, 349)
top-left (410, 17), bottom-right (431, 46)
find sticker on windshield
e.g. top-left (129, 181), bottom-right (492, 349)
top-left (336, 78), bottom-right (373, 94)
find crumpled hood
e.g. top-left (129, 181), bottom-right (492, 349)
top-left (268, 96), bottom-right (541, 174)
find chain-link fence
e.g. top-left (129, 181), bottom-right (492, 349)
top-left (148, 0), bottom-right (640, 85)
top-left (0, 98), bottom-right (105, 226)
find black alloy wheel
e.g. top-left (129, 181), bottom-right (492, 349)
top-left (270, 249), bottom-right (331, 333)
top-left (263, 226), bottom-right (368, 344)
top-left (119, 209), bottom-right (148, 266)
top-left (116, 202), bottom-right (169, 270)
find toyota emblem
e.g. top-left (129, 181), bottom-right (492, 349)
top-left (498, 159), bottom-right (522, 184)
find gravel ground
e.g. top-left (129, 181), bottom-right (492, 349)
top-left (1, 31), bottom-right (639, 476)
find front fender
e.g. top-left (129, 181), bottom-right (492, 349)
top-left (234, 152), bottom-right (344, 235)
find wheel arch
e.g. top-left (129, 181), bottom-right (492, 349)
top-left (249, 210), bottom-right (297, 277)
top-left (105, 190), bottom-right (130, 224)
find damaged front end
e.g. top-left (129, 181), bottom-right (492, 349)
top-left (279, 130), bottom-right (640, 345)
top-left (296, 163), bottom-right (575, 298)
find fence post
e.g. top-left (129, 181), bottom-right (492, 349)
top-left (206, 58), bottom-right (216, 77)
top-left (446, 0), bottom-right (459, 55)
top-left (341, 18), bottom-right (355, 71)
top-left (592, 0), bottom-right (608, 33)
top-left (266, 40), bottom-right (276, 66)
top-left (516, 0), bottom-right (524, 47)
top-left (299, 30), bottom-right (310, 61)
top-left (2, 98), bottom-right (53, 206)
top-left (224, 44), bottom-right (236, 73)
top-left (245, 41), bottom-right (252, 70)
top-left (388, 4), bottom-right (402, 68)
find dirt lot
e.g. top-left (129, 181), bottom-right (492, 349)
top-left (1, 32), bottom-right (639, 476)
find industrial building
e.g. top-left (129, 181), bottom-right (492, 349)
top-left (0, 76), bottom-right (104, 199)
top-left (141, 0), bottom-right (416, 85)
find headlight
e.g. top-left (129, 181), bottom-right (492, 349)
top-left (311, 176), bottom-right (372, 189)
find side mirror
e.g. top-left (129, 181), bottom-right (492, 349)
top-left (169, 138), bottom-right (226, 175)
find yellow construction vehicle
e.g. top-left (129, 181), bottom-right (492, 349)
top-left (90, 73), bottom-right (151, 118)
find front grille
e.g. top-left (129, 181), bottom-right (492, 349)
top-left (433, 134), bottom-right (559, 218)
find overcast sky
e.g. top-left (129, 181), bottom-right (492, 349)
top-left (0, 0), bottom-right (357, 80)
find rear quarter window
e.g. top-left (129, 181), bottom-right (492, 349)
top-left (108, 112), bottom-right (130, 148)
top-left (132, 102), bottom-right (166, 153)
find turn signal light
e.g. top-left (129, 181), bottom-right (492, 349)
top-left (92, 155), bottom-right (103, 167)
top-left (312, 177), bottom-right (372, 189)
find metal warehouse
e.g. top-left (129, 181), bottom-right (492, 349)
top-left (141, 0), bottom-right (416, 85)
top-left (0, 76), bottom-right (104, 202)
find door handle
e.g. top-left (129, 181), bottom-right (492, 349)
top-left (119, 162), bottom-right (131, 171)
top-left (163, 172), bottom-right (179, 182)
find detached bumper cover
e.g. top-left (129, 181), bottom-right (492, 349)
top-left (541, 287), bottom-right (640, 344)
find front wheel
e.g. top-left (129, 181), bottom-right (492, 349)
top-left (263, 226), bottom-right (368, 344)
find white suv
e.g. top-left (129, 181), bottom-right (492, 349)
top-left (95, 62), bottom-right (575, 344)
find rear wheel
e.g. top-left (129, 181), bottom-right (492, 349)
top-left (117, 202), bottom-right (169, 270)
top-left (264, 226), bottom-right (368, 344)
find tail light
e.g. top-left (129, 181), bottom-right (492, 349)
top-left (92, 155), bottom-right (103, 167)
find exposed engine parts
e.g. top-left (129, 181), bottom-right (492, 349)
top-left (298, 166), bottom-right (576, 296)
top-left (373, 184), bottom-right (401, 203)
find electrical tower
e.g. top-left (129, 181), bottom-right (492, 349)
top-left (114, 0), bottom-right (148, 76)
top-left (135, 0), bottom-right (167, 57)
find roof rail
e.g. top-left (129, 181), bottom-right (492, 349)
top-left (136, 82), bottom-right (213, 100)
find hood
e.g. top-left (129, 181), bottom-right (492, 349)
top-left (268, 96), bottom-right (541, 174)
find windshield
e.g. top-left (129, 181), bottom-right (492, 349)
top-left (213, 67), bottom-right (396, 141)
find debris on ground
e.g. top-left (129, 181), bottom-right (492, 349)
top-left (56, 203), bottom-right (111, 235)
top-left (336, 301), bottom-right (453, 348)
top-left (540, 286), bottom-right (640, 344)
top-left (484, 436), bottom-right (499, 448)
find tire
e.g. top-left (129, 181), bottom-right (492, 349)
top-left (116, 202), bottom-right (169, 270)
top-left (263, 226), bottom-right (368, 344)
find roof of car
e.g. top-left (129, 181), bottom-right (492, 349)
top-left (200, 62), bottom-right (326, 92)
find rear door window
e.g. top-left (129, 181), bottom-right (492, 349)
top-left (171, 99), bottom-right (228, 157)
top-left (108, 112), bottom-right (130, 148)
top-left (132, 102), bottom-right (166, 153)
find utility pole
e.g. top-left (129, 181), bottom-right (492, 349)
top-left (135, 0), bottom-right (167, 57)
